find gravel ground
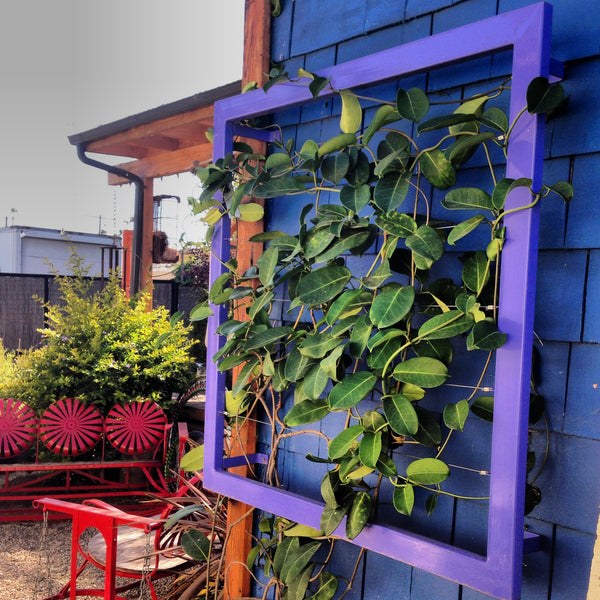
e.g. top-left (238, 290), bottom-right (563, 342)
top-left (0, 518), bottom-right (174, 600)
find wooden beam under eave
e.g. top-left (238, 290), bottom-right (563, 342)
top-left (86, 104), bottom-right (215, 156)
top-left (107, 142), bottom-right (213, 185)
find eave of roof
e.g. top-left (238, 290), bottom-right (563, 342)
top-left (68, 80), bottom-right (241, 147)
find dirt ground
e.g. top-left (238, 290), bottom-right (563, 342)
top-left (0, 518), bottom-right (172, 600)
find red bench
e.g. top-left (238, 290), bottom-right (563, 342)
top-left (0, 397), bottom-right (189, 521)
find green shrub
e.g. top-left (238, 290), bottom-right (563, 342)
top-left (3, 255), bottom-right (196, 414)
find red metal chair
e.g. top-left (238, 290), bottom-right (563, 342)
top-left (39, 398), bottom-right (103, 456)
top-left (33, 476), bottom-right (215, 600)
top-left (105, 401), bottom-right (167, 455)
top-left (0, 398), bottom-right (37, 459)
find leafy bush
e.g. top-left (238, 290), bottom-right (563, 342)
top-left (2, 254), bottom-right (196, 414)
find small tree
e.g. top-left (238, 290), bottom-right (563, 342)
top-left (3, 253), bottom-right (196, 414)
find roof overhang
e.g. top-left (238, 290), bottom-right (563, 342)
top-left (68, 80), bottom-right (241, 184)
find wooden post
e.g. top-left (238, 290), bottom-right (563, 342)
top-left (140, 178), bottom-right (155, 301)
top-left (223, 2), bottom-right (271, 599)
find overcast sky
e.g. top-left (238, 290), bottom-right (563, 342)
top-left (0, 0), bottom-right (244, 245)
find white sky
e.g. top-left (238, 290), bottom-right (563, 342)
top-left (0, 0), bottom-right (244, 246)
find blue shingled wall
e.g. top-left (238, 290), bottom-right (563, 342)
top-left (265, 1), bottom-right (600, 598)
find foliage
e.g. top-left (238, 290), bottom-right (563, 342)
top-left (187, 73), bottom-right (570, 598)
top-left (174, 243), bottom-right (211, 295)
top-left (2, 253), bottom-right (196, 414)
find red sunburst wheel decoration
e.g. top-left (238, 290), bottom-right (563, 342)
top-left (105, 401), bottom-right (167, 455)
top-left (39, 398), bottom-right (103, 456)
top-left (0, 398), bottom-right (38, 458)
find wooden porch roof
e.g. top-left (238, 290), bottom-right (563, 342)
top-left (68, 80), bottom-right (241, 184)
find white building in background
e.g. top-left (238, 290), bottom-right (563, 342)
top-left (0, 225), bottom-right (121, 276)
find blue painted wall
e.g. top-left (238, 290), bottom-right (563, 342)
top-left (263, 1), bottom-right (600, 598)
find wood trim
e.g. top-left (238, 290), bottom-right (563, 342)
top-left (223, 2), bottom-right (271, 599)
top-left (107, 143), bottom-right (213, 185)
top-left (86, 105), bottom-right (214, 156)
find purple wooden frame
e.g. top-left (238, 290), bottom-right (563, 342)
top-left (204, 4), bottom-right (558, 598)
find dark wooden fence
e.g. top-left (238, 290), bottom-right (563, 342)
top-left (0, 274), bottom-right (202, 351)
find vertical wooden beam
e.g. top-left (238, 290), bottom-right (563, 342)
top-left (141, 178), bottom-right (155, 301)
top-left (223, 2), bottom-right (271, 599)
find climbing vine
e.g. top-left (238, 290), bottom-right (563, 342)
top-left (188, 72), bottom-right (571, 599)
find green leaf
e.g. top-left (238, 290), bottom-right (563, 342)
top-left (328, 371), bottom-right (376, 410)
top-left (361, 259), bottom-right (393, 290)
top-left (231, 356), bottom-right (260, 396)
top-left (280, 540), bottom-right (321, 585)
top-left (418, 310), bottom-right (473, 340)
top-left (363, 105), bottom-right (400, 145)
top-left (383, 394), bottom-right (418, 436)
top-left (445, 131), bottom-right (496, 167)
top-left (326, 289), bottom-right (372, 325)
top-left (375, 212), bottom-right (417, 238)
top-left (467, 318), bottom-right (507, 351)
top-left (273, 537), bottom-right (299, 578)
top-left (287, 566), bottom-right (313, 600)
top-left (296, 265), bottom-right (351, 305)
top-left (426, 493), bottom-right (439, 516)
top-left (367, 331), bottom-right (405, 370)
top-left (321, 152), bottom-right (350, 184)
top-left (237, 203), bottom-right (265, 222)
top-left (303, 364), bottom-right (330, 400)
top-left (396, 87), bottom-right (429, 122)
top-left (189, 303), bottom-right (213, 321)
top-left (443, 399), bottom-right (469, 431)
top-left (405, 225), bottom-right (444, 269)
top-left (376, 454), bottom-right (398, 477)
top-left (481, 106), bottom-right (509, 132)
top-left (180, 444), bottom-right (204, 472)
top-left (369, 283), bottom-right (415, 328)
top-left (491, 177), bottom-right (532, 211)
top-left (547, 181), bottom-right (574, 202)
top-left (317, 133), bottom-right (357, 157)
top-left (349, 315), bottom-right (373, 358)
top-left (209, 272), bottom-right (232, 304)
top-left (346, 492), bottom-right (372, 540)
top-left (442, 187), bottom-right (494, 211)
top-left (419, 149), bottom-right (456, 190)
top-left (304, 226), bottom-right (336, 259)
top-left (244, 326), bottom-right (293, 351)
top-left (447, 214), bottom-right (486, 245)
top-left (340, 90), bottom-right (362, 133)
top-left (393, 357), bottom-right (449, 388)
top-left (417, 113), bottom-right (478, 134)
top-left (284, 399), bottom-right (330, 427)
top-left (373, 173), bottom-right (410, 211)
top-left (340, 184), bottom-right (371, 213)
top-left (314, 230), bottom-right (372, 263)
top-left (362, 410), bottom-right (386, 432)
top-left (406, 457), bottom-right (450, 485)
top-left (359, 431), bottom-right (382, 469)
top-left (249, 290), bottom-right (275, 321)
top-left (311, 572), bottom-right (339, 600)
top-left (321, 343), bottom-right (347, 381)
top-left (413, 406), bottom-right (442, 446)
top-left (329, 424), bottom-right (364, 460)
top-left (471, 395), bottom-right (494, 422)
top-left (299, 333), bottom-right (341, 359)
top-left (265, 152), bottom-right (293, 175)
top-left (526, 77), bottom-right (564, 115)
top-left (393, 484), bottom-right (415, 516)
top-left (320, 504), bottom-right (348, 536)
top-left (181, 530), bottom-right (211, 561)
top-left (285, 347), bottom-right (314, 382)
top-left (345, 149), bottom-right (371, 186)
top-left (462, 250), bottom-right (489, 295)
top-left (258, 245), bottom-right (279, 287)
top-left (309, 76), bottom-right (331, 99)
top-left (253, 177), bottom-right (306, 198)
